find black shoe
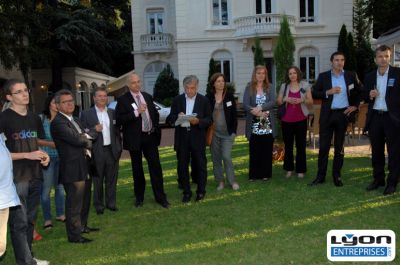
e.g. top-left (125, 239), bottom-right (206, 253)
top-left (135, 200), bottom-right (144, 208)
top-left (106, 207), bottom-right (118, 212)
top-left (308, 177), bottom-right (325, 186)
top-left (82, 226), bottom-right (100, 233)
top-left (182, 194), bottom-right (191, 203)
top-left (159, 200), bottom-right (170, 209)
top-left (366, 180), bottom-right (385, 191)
top-left (96, 209), bottom-right (104, 215)
top-left (383, 185), bottom-right (396, 196)
top-left (69, 237), bottom-right (93, 244)
top-left (334, 178), bottom-right (344, 187)
top-left (195, 193), bottom-right (205, 202)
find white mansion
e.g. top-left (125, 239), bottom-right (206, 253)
top-left (131, 0), bottom-right (354, 99)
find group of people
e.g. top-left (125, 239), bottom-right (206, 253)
top-left (0, 45), bottom-right (399, 265)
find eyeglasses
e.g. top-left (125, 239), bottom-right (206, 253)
top-left (11, 88), bottom-right (31, 95)
top-left (60, 99), bottom-right (75, 104)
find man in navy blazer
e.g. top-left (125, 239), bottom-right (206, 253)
top-left (80, 86), bottom-right (121, 214)
top-left (167, 75), bottom-right (212, 203)
top-left (363, 45), bottom-right (400, 195)
top-left (309, 51), bottom-right (362, 187)
top-left (115, 73), bottom-right (169, 208)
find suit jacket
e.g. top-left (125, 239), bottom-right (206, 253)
top-left (363, 66), bottom-right (400, 131)
top-left (80, 107), bottom-right (122, 162)
top-left (167, 93), bottom-right (212, 151)
top-left (50, 112), bottom-right (91, 184)
top-left (206, 92), bottom-right (238, 135)
top-left (312, 70), bottom-right (362, 126)
top-left (115, 91), bottom-right (161, 151)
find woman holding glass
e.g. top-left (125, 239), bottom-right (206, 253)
top-left (277, 66), bottom-right (313, 178)
top-left (207, 73), bottom-right (239, 191)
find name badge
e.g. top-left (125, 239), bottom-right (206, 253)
top-left (131, 102), bottom-right (138, 110)
top-left (348, 84), bottom-right (354, 90)
top-left (226, 101), bottom-right (232, 107)
top-left (113, 119), bottom-right (116, 125)
top-left (388, 78), bottom-right (395, 87)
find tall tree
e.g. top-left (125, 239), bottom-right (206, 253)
top-left (365, 0), bottom-right (400, 38)
top-left (153, 65), bottom-right (179, 106)
top-left (337, 25), bottom-right (349, 55)
top-left (253, 37), bottom-right (264, 67)
top-left (346, 33), bottom-right (357, 71)
top-left (0, 0), bottom-right (38, 87)
top-left (353, 0), bottom-right (375, 80)
top-left (206, 58), bottom-right (218, 95)
top-left (273, 15), bottom-right (295, 90)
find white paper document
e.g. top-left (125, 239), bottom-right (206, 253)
top-left (175, 113), bottom-right (197, 127)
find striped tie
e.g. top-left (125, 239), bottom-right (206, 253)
top-left (136, 95), bottom-right (151, 132)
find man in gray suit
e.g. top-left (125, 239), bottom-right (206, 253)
top-left (80, 86), bottom-right (121, 215)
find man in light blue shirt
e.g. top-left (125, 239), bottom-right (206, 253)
top-left (0, 134), bottom-right (20, 258)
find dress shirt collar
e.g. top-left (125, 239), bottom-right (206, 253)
top-left (59, 111), bottom-right (73, 121)
top-left (377, 67), bottom-right (389, 77)
top-left (185, 93), bottom-right (197, 101)
top-left (95, 105), bottom-right (107, 113)
top-left (331, 69), bottom-right (344, 77)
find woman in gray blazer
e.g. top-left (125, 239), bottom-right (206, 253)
top-left (243, 65), bottom-right (276, 181)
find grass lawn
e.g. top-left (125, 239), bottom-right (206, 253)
top-left (2, 136), bottom-right (399, 265)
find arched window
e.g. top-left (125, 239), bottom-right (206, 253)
top-left (212, 50), bottom-right (233, 83)
top-left (298, 47), bottom-right (319, 83)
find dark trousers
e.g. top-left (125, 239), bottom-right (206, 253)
top-left (317, 110), bottom-right (348, 180)
top-left (281, 119), bottom-right (308, 173)
top-left (249, 134), bottom-right (274, 179)
top-left (93, 146), bottom-right (118, 211)
top-left (64, 181), bottom-right (85, 242)
top-left (129, 132), bottom-right (166, 203)
top-left (9, 178), bottom-right (41, 265)
top-left (177, 131), bottom-right (207, 196)
top-left (369, 111), bottom-right (400, 187)
top-left (80, 178), bottom-right (91, 229)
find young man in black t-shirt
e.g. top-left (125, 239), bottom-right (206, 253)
top-left (0, 79), bottom-right (50, 265)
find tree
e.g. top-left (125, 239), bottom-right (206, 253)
top-left (353, 0), bottom-right (375, 81)
top-left (346, 33), bottom-right (357, 71)
top-left (253, 37), bottom-right (264, 67)
top-left (153, 65), bottom-right (179, 106)
top-left (206, 58), bottom-right (218, 95)
top-left (365, 0), bottom-right (400, 38)
top-left (273, 15), bottom-right (295, 89)
top-left (337, 25), bottom-right (349, 56)
top-left (0, 0), bottom-right (38, 87)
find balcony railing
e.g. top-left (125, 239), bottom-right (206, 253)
top-left (140, 33), bottom-right (174, 53)
top-left (233, 14), bottom-right (295, 37)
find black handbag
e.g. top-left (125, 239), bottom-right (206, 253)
top-left (277, 83), bottom-right (289, 120)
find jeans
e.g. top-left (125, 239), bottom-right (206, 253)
top-left (210, 133), bottom-right (236, 184)
top-left (40, 157), bottom-right (65, 222)
top-left (9, 178), bottom-right (41, 265)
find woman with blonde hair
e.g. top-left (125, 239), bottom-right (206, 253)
top-left (243, 65), bottom-right (276, 181)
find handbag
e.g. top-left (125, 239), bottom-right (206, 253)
top-left (277, 83), bottom-right (289, 120)
top-left (206, 123), bottom-right (215, 146)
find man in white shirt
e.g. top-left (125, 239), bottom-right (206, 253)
top-left (80, 86), bottom-right (121, 214)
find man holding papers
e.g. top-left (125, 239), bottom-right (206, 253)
top-left (167, 75), bottom-right (212, 203)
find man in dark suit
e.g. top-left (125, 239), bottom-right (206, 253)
top-left (115, 73), bottom-right (169, 208)
top-left (309, 51), bottom-right (362, 187)
top-left (167, 75), bottom-right (212, 202)
top-left (51, 89), bottom-right (97, 243)
top-left (80, 86), bottom-right (122, 214)
top-left (364, 45), bottom-right (400, 195)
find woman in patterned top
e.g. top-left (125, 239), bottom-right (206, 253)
top-left (243, 65), bottom-right (276, 181)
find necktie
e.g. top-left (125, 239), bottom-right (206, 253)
top-left (136, 95), bottom-right (151, 132)
top-left (70, 118), bottom-right (82, 133)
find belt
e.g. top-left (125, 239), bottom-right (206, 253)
top-left (141, 131), bottom-right (152, 135)
top-left (103, 145), bottom-right (111, 148)
top-left (331, 108), bottom-right (347, 112)
top-left (373, 109), bottom-right (388, 115)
